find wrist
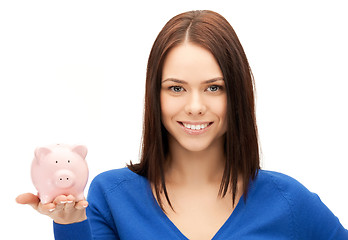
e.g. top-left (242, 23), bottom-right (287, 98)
top-left (53, 214), bottom-right (87, 225)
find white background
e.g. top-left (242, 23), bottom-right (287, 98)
top-left (1, 0), bottom-right (347, 238)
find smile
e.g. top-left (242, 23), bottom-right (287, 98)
top-left (178, 121), bottom-right (213, 135)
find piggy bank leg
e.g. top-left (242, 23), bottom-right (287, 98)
top-left (40, 194), bottom-right (52, 205)
top-left (75, 193), bottom-right (85, 202)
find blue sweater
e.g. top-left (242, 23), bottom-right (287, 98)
top-left (54, 167), bottom-right (348, 239)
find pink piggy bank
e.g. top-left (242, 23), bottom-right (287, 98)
top-left (31, 144), bottom-right (89, 204)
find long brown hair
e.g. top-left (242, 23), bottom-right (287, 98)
top-left (128, 10), bottom-right (260, 211)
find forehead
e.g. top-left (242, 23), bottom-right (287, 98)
top-left (162, 43), bottom-right (223, 83)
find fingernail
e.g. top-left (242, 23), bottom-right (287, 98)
top-left (67, 201), bottom-right (73, 203)
top-left (60, 201), bottom-right (67, 204)
top-left (83, 204), bottom-right (88, 208)
top-left (49, 208), bottom-right (55, 212)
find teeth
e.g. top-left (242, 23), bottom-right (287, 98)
top-left (182, 123), bottom-right (209, 130)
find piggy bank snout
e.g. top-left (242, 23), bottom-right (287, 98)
top-left (54, 169), bottom-right (75, 188)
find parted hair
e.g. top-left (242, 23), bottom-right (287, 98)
top-left (128, 10), bottom-right (260, 211)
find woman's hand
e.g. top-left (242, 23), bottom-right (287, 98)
top-left (16, 193), bottom-right (88, 224)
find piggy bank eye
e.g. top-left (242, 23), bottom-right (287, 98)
top-left (68, 160), bottom-right (71, 163)
top-left (55, 161), bottom-right (58, 163)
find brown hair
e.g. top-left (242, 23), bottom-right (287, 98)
top-left (128, 10), bottom-right (260, 211)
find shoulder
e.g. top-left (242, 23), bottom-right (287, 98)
top-left (89, 167), bottom-right (144, 195)
top-left (256, 169), bottom-right (308, 196)
top-left (254, 170), bottom-right (320, 213)
top-left (253, 169), bottom-right (346, 239)
top-left (257, 169), bottom-right (302, 186)
top-left (85, 167), bottom-right (149, 235)
top-left (94, 167), bottom-right (140, 182)
top-left (249, 169), bottom-right (315, 219)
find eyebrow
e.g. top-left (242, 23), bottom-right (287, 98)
top-left (162, 77), bottom-right (224, 84)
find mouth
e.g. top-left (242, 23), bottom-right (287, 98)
top-left (177, 121), bottom-right (213, 135)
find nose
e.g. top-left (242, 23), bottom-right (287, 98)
top-left (54, 169), bottom-right (75, 188)
top-left (184, 91), bottom-right (206, 115)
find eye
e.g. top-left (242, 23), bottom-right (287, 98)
top-left (169, 86), bottom-right (184, 93)
top-left (207, 85), bottom-right (222, 92)
top-left (55, 161), bottom-right (58, 163)
top-left (68, 160), bottom-right (70, 163)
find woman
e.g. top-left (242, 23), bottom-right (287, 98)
top-left (16, 10), bottom-right (347, 240)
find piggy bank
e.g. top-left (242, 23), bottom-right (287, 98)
top-left (31, 144), bottom-right (89, 204)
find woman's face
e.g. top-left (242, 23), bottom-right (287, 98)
top-left (160, 42), bottom-right (227, 152)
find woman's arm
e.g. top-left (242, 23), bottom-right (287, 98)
top-left (54, 220), bottom-right (92, 240)
top-left (16, 193), bottom-right (88, 224)
top-left (294, 192), bottom-right (348, 239)
top-left (16, 193), bottom-right (92, 239)
top-left (17, 171), bottom-right (123, 239)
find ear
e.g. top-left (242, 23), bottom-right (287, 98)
top-left (72, 145), bottom-right (88, 159)
top-left (34, 147), bottom-right (51, 164)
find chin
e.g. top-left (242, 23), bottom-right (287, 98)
top-left (179, 140), bottom-right (214, 153)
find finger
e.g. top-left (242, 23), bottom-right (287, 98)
top-left (38, 202), bottom-right (56, 215)
top-left (75, 200), bottom-right (88, 210)
top-left (53, 195), bottom-right (69, 211)
top-left (16, 193), bottom-right (39, 204)
top-left (53, 195), bottom-right (69, 204)
top-left (16, 193), bottom-right (40, 210)
top-left (64, 195), bottom-right (76, 211)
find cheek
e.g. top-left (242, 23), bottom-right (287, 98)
top-left (220, 102), bottom-right (227, 121)
top-left (220, 99), bottom-right (228, 131)
top-left (160, 94), bottom-right (183, 122)
top-left (160, 94), bottom-right (176, 132)
top-left (209, 96), bottom-right (228, 134)
top-left (209, 96), bottom-right (227, 120)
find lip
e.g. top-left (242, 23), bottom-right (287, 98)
top-left (177, 121), bottom-right (213, 135)
top-left (179, 121), bottom-right (212, 125)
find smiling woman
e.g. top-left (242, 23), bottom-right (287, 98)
top-left (16, 9), bottom-right (347, 240)
top-left (128, 10), bottom-right (260, 218)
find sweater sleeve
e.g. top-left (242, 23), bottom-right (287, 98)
top-left (271, 173), bottom-right (348, 239)
top-left (53, 220), bottom-right (92, 240)
top-left (293, 192), bottom-right (348, 240)
top-left (85, 174), bottom-right (120, 240)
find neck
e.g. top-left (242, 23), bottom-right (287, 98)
top-left (165, 136), bottom-right (226, 187)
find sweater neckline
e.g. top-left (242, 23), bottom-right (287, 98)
top-left (144, 179), bottom-right (246, 240)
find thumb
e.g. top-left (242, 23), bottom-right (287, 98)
top-left (16, 193), bottom-right (40, 210)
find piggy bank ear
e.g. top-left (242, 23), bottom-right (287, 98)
top-left (72, 145), bottom-right (88, 159)
top-left (34, 147), bottom-right (51, 164)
